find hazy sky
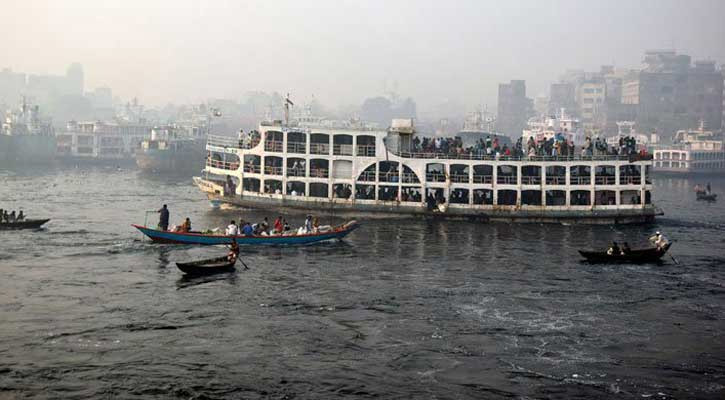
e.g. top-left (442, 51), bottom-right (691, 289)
top-left (2, 0), bottom-right (724, 114)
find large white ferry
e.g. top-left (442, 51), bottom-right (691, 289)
top-left (194, 115), bottom-right (659, 224)
top-left (652, 124), bottom-right (724, 175)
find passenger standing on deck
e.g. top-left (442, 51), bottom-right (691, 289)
top-left (226, 220), bottom-right (239, 236)
top-left (157, 204), bottom-right (170, 231)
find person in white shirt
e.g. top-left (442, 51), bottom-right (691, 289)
top-left (226, 220), bottom-right (239, 236)
top-left (649, 231), bottom-right (668, 249)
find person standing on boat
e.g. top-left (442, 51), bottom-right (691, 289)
top-left (706, 182), bottom-right (711, 194)
top-left (304, 215), bottom-right (313, 233)
top-left (17, 211), bottom-right (24, 221)
top-left (649, 231), bottom-right (668, 250)
top-left (157, 204), bottom-right (170, 231)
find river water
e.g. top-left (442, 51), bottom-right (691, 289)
top-left (0, 166), bottom-right (723, 399)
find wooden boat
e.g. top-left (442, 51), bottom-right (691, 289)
top-left (133, 220), bottom-right (359, 245)
top-left (0, 219), bottom-right (50, 230)
top-left (176, 256), bottom-right (236, 275)
top-left (696, 191), bottom-right (717, 201)
top-left (579, 242), bottom-right (672, 263)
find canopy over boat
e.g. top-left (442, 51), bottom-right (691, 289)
top-left (133, 220), bottom-right (359, 245)
top-left (578, 242), bottom-right (671, 263)
top-left (0, 219), bottom-right (50, 230)
top-left (176, 255), bottom-right (236, 275)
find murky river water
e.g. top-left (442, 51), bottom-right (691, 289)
top-left (0, 166), bottom-right (724, 399)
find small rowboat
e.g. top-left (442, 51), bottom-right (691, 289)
top-left (176, 256), bottom-right (236, 276)
top-left (696, 192), bottom-right (717, 201)
top-left (579, 243), bottom-right (672, 263)
top-left (133, 220), bottom-right (359, 246)
top-left (0, 219), bottom-right (50, 231)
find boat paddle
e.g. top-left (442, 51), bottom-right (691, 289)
top-left (668, 240), bottom-right (679, 265)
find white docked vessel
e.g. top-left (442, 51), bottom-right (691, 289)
top-left (194, 115), bottom-right (659, 224)
top-left (56, 120), bottom-right (153, 163)
top-left (522, 109), bottom-right (585, 147)
top-left (652, 124), bottom-right (725, 175)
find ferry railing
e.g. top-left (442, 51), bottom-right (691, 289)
top-left (472, 175), bottom-right (493, 184)
top-left (450, 173), bottom-right (470, 183)
top-left (243, 164), bottom-right (261, 174)
top-left (264, 165), bottom-right (283, 175)
top-left (546, 176), bottom-right (566, 185)
top-left (310, 143), bottom-right (330, 155)
top-left (243, 138), bottom-right (261, 149)
top-left (333, 144), bottom-right (354, 156)
top-left (356, 145), bottom-right (376, 157)
top-left (287, 141), bottom-right (306, 154)
top-left (207, 135), bottom-right (239, 148)
top-left (264, 140), bottom-right (284, 152)
top-left (426, 172), bottom-right (447, 182)
top-left (620, 176), bottom-right (642, 185)
top-left (357, 171), bottom-right (376, 182)
top-left (521, 176), bottom-right (542, 185)
top-left (310, 168), bottom-right (329, 178)
top-left (401, 173), bottom-right (420, 184)
top-left (497, 175), bottom-right (517, 184)
top-left (286, 167), bottom-right (305, 177)
top-left (570, 176), bottom-right (592, 185)
top-left (390, 149), bottom-right (649, 162)
top-left (206, 159), bottom-right (239, 170)
top-left (379, 172), bottom-right (399, 183)
top-left (595, 176), bottom-right (616, 185)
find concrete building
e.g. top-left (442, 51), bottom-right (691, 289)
top-left (622, 50), bottom-right (723, 138)
top-left (496, 80), bottom-right (532, 137)
top-left (576, 76), bottom-right (606, 134)
top-left (548, 82), bottom-right (577, 116)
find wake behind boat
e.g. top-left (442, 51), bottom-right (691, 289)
top-left (0, 219), bottom-right (50, 231)
top-left (133, 220), bottom-right (359, 245)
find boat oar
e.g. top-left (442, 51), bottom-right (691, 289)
top-left (668, 241), bottom-right (679, 265)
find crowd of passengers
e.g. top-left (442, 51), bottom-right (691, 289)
top-left (224, 215), bottom-right (327, 236)
top-left (0, 209), bottom-right (25, 223)
top-left (410, 134), bottom-right (645, 159)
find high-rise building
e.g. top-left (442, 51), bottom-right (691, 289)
top-left (622, 50), bottom-right (723, 137)
top-left (496, 80), bottom-right (531, 137)
top-left (548, 82), bottom-right (576, 116)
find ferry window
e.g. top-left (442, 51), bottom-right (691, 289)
top-left (242, 178), bottom-right (260, 193)
top-left (310, 159), bottom-right (329, 178)
top-left (521, 166), bottom-right (541, 185)
top-left (645, 165), bottom-right (651, 184)
top-left (401, 165), bottom-right (420, 183)
top-left (450, 188), bottom-right (469, 204)
top-left (309, 183), bottom-right (329, 198)
top-left (264, 131), bottom-right (283, 152)
top-left (570, 190), bottom-right (591, 206)
top-left (426, 163), bottom-right (446, 182)
top-left (545, 190), bottom-right (566, 206)
top-left (497, 190), bottom-right (517, 206)
top-left (570, 165), bottom-right (591, 185)
top-left (287, 131), bottom-right (306, 154)
top-left (401, 187), bottom-right (421, 202)
top-left (473, 165), bottom-right (493, 184)
top-left (357, 135), bottom-right (376, 157)
top-left (264, 156), bottom-right (283, 175)
top-left (355, 184), bottom-right (375, 200)
top-left (378, 186), bottom-right (398, 201)
top-left (621, 190), bottom-right (641, 205)
top-left (333, 134), bottom-right (353, 156)
top-left (264, 179), bottom-right (282, 194)
top-left (357, 164), bottom-right (376, 182)
top-left (286, 181), bottom-right (305, 196)
top-left (497, 165), bottom-right (518, 185)
top-left (521, 190), bottom-right (542, 206)
top-left (594, 190), bottom-right (616, 205)
top-left (286, 158), bottom-right (305, 177)
top-left (333, 184), bottom-right (352, 199)
top-left (310, 134), bottom-right (330, 155)
top-left (545, 166), bottom-right (566, 185)
top-left (645, 190), bottom-right (652, 204)
top-left (450, 164), bottom-right (470, 183)
top-left (473, 189), bottom-right (493, 205)
top-left (379, 161), bottom-right (399, 182)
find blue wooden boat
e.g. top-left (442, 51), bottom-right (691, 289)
top-left (132, 220), bottom-right (359, 245)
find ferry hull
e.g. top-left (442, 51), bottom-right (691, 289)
top-left (202, 191), bottom-right (659, 225)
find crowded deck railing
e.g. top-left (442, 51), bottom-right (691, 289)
top-left (264, 165), bottom-right (283, 175)
top-left (206, 158), bottom-right (240, 170)
top-left (265, 140), bottom-right (283, 152)
top-left (310, 143), bottom-right (330, 155)
top-left (357, 145), bottom-right (376, 157)
top-left (472, 175), bottom-right (493, 184)
top-left (310, 168), bottom-right (329, 178)
top-left (244, 164), bottom-right (261, 174)
top-left (389, 149), bottom-right (651, 162)
top-left (287, 141), bottom-right (306, 153)
top-left (333, 144), bottom-right (354, 156)
top-left (286, 167), bottom-right (305, 177)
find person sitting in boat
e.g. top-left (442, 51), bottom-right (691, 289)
top-left (622, 242), bottom-right (631, 255)
top-left (606, 241), bottom-right (620, 256)
top-left (16, 211), bottom-right (24, 221)
top-left (242, 222), bottom-right (254, 236)
top-left (283, 219), bottom-right (291, 232)
top-left (273, 216), bottom-right (283, 234)
top-left (260, 217), bottom-right (269, 233)
top-left (312, 217), bottom-right (320, 233)
top-left (649, 231), bottom-right (668, 250)
top-left (0, 209), bottom-right (4, 223)
top-left (226, 220), bottom-right (239, 236)
top-left (177, 217), bottom-right (191, 233)
top-left (227, 241), bottom-right (239, 263)
top-left (157, 204), bottom-right (170, 231)
top-left (8, 211), bottom-right (16, 223)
